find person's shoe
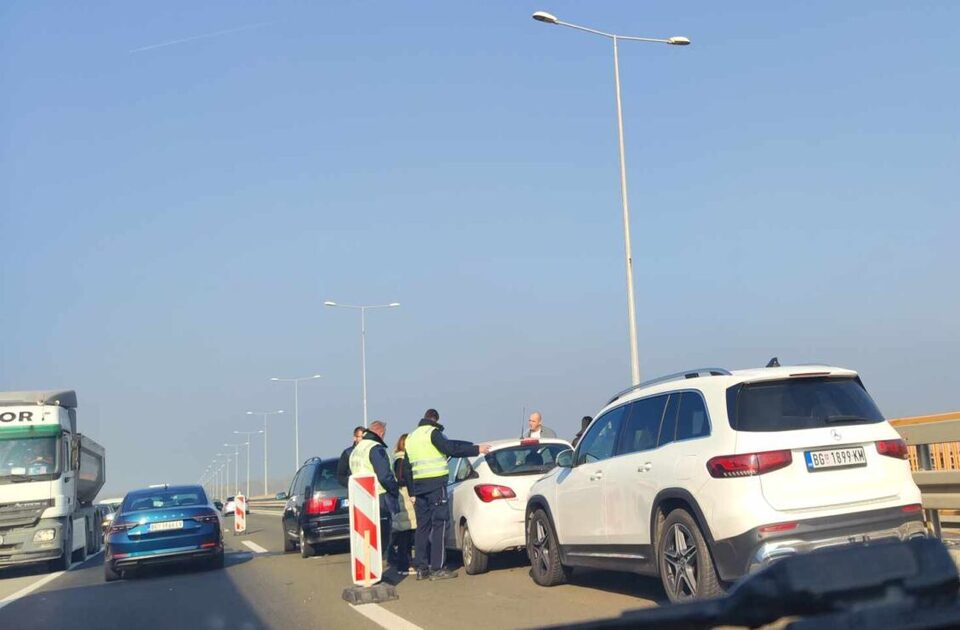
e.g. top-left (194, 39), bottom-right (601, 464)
top-left (416, 568), bottom-right (430, 581)
top-left (429, 568), bottom-right (458, 581)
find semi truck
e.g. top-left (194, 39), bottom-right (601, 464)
top-left (0, 390), bottom-right (106, 572)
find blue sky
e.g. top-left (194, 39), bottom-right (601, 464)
top-left (2, 1), bottom-right (957, 496)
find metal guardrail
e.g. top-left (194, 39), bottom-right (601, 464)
top-left (247, 498), bottom-right (286, 510)
top-left (892, 412), bottom-right (960, 538)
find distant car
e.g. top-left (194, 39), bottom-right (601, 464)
top-left (281, 457), bottom-right (349, 558)
top-left (223, 497), bottom-right (236, 516)
top-left (444, 438), bottom-right (572, 574)
top-left (104, 484), bottom-right (224, 582)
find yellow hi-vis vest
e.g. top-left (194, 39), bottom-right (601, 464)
top-left (406, 425), bottom-right (448, 480)
top-left (349, 438), bottom-right (385, 495)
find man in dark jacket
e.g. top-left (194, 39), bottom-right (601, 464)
top-left (349, 421), bottom-right (400, 565)
top-left (336, 425), bottom-right (365, 488)
top-left (404, 408), bottom-right (490, 580)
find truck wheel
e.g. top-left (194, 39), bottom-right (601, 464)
top-left (49, 522), bottom-right (72, 572)
top-left (461, 524), bottom-right (489, 575)
top-left (104, 561), bottom-right (121, 582)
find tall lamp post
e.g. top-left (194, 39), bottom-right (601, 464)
top-left (234, 429), bottom-right (263, 499)
top-left (324, 301), bottom-right (400, 427)
top-left (270, 374), bottom-right (322, 470)
top-left (246, 410), bottom-right (284, 496)
top-left (531, 10), bottom-right (690, 386)
top-left (216, 453), bottom-right (231, 497)
top-left (224, 443), bottom-right (243, 494)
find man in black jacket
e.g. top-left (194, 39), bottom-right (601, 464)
top-left (336, 426), bottom-right (365, 488)
top-left (403, 408), bottom-right (490, 580)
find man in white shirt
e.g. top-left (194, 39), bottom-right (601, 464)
top-left (525, 411), bottom-right (557, 439)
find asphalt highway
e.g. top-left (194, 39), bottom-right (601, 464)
top-left (0, 512), bottom-right (663, 629)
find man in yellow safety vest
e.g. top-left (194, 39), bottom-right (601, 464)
top-left (349, 420), bottom-right (400, 565)
top-left (403, 408), bottom-right (490, 581)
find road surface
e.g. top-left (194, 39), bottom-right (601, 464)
top-left (0, 512), bottom-right (662, 629)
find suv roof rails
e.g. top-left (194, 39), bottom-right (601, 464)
top-left (607, 367), bottom-right (732, 405)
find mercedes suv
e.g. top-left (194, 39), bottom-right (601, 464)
top-left (525, 364), bottom-right (926, 602)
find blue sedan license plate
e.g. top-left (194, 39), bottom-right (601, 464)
top-left (804, 447), bottom-right (866, 471)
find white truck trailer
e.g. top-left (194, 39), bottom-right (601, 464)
top-left (0, 390), bottom-right (106, 571)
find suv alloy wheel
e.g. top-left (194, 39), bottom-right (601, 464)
top-left (526, 510), bottom-right (570, 586)
top-left (657, 509), bottom-right (723, 603)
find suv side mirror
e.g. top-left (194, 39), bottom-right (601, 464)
top-left (276, 491), bottom-right (289, 501)
top-left (556, 449), bottom-right (574, 468)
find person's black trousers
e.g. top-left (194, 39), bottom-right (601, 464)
top-left (413, 485), bottom-right (448, 571)
top-left (378, 494), bottom-right (394, 565)
top-left (389, 529), bottom-right (415, 572)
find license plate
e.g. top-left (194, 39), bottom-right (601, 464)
top-left (148, 520), bottom-right (184, 532)
top-left (804, 446), bottom-right (867, 471)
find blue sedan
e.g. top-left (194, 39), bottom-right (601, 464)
top-left (104, 484), bottom-right (224, 581)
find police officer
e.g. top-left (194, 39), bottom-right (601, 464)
top-left (349, 420), bottom-right (400, 564)
top-left (404, 408), bottom-right (491, 580)
top-left (337, 425), bottom-right (366, 488)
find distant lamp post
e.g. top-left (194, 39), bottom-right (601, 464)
top-left (234, 430), bottom-right (263, 499)
top-left (532, 10), bottom-right (690, 386)
top-left (324, 301), bottom-right (400, 427)
top-left (246, 410), bottom-right (284, 496)
top-left (270, 374), bottom-right (322, 470)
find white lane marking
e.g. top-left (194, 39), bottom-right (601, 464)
top-left (351, 603), bottom-right (425, 630)
top-left (0, 548), bottom-right (104, 612)
top-left (242, 541), bottom-right (269, 554)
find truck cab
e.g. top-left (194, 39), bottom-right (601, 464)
top-left (0, 390), bottom-right (105, 571)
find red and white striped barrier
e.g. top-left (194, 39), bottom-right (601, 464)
top-left (348, 474), bottom-right (381, 586)
top-left (234, 494), bottom-right (247, 535)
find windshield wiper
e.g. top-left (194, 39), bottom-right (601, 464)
top-left (824, 415), bottom-right (876, 424)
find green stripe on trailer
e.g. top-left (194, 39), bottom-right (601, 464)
top-left (0, 425), bottom-right (62, 439)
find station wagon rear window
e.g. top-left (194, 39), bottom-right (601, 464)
top-left (726, 376), bottom-right (884, 432)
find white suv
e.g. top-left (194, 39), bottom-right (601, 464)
top-left (525, 364), bottom-right (926, 603)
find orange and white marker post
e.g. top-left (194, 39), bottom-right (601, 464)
top-left (348, 474), bottom-right (381, 586)
top-left (234, 494), bottom-right (247, 535)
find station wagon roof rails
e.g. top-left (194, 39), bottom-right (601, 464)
top-left (607, 367), bottom-right (732, 404)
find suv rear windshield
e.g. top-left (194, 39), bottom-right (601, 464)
top-left (726, 376), bottom-right (884, 432)
top-left (485, 443), bottom-right (570, 476)
top-left (316, 460), bottom-right (345, 491)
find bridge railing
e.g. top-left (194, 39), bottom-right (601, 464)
top-left (891, 412), bottom-right (960, 538)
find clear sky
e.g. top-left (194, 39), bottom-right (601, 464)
top-left (2, 1), bottom-right (957, 496)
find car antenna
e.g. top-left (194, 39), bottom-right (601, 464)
top-left (766, 356), bottom-right (781, 368)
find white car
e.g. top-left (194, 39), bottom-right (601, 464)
top-left (445, 438), bottom-right (573, 574)
top-left (526, 363), bottom-right (926, 603)
top-left (223, 497), bottom-right (236, 515)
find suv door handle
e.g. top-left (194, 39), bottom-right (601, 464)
top-left (638, 462), bottom-right (653, 473)
top-left (589, 471), bottom-right (603, 481)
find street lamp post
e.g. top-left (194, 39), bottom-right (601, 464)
top-left (532, 10), bottom-right (690, 386)
top-left (234, 430), bottom-right (263, 499)
top-left (270, 374), bottom-right (322, 470)
top-left (216, 453), bottom-right (231, 497)
top-left (224, 443), bottom-right (243, 494)
top-left (324, 301), bottom-right (400, 427)
top-left (246, 410), bottom-right (284, 496)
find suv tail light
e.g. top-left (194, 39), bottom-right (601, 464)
top-left (306, 494), bottom-right (338, 515)
top-left (474, 484), bottom-right (516, 502)
top-left (706, 450), bottom-right (793, 478)
top-left (195, 512), bottom-right (220, 524)
top-left (876, 439), bottom-right (910, 460)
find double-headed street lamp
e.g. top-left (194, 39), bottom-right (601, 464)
top-left (532, 10), bottom-right (690, 386)
top-left (246, 410), bottom-right (284, 496)
top-left (234, 429), bottom-right (263, 499)
top-left (270, 374), bottom-right (322, 470)
top-left (324, 301), bottom-right (400, 428)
